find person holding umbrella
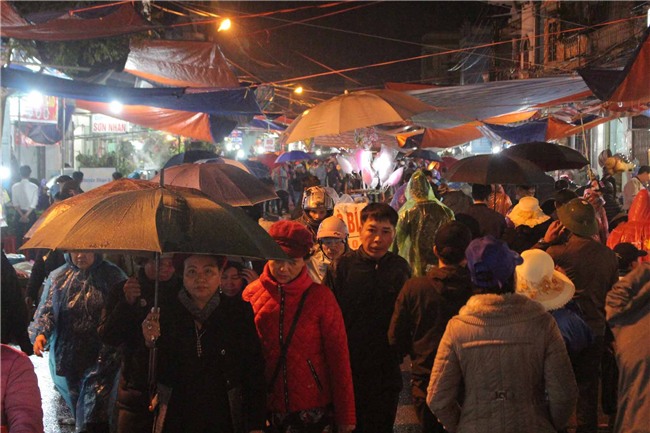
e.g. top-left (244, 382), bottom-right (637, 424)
top-left (29, 251), bottom-right (127, 433)
top-left (98, 254), bottom-right (180, 433)
top-left (142, 254), bottom-right (266, 433)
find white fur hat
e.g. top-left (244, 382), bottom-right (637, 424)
top-left (508, 196), bottom-right (550, 228)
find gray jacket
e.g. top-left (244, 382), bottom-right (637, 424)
top-left (427, 293), bottom-right (577, 433)
top-left (606, 263), bottom-right (650, 433)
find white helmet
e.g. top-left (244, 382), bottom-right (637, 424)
top-left (317, 216), bottom-right (349, 240)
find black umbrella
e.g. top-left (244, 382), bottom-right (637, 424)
top-left (502, 141), bottom-right (589, 171)
top-left (405, 148), bottom-right (442, 162)
top-left (163, 150), bottom-right (219, 168)
top-left (445, 154), bottom-right (554, 185)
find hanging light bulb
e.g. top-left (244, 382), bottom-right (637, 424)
top-left (218, 18), bottom-right (231, 32)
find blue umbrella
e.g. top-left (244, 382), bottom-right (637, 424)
top-left (275, 150), bottom-right (312, 164)
top-left (406, 148), bottom-right (442, 162)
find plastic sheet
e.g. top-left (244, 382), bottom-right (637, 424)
top-left (607, 190), bottom-right (650, 262)
top-left (395, 171), bottom-right (454, 276)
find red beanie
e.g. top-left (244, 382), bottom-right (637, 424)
top-left (269, 220), bottom-right (314, 258)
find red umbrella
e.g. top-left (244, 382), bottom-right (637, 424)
top-left (252, 152), bottom-right (280, 169)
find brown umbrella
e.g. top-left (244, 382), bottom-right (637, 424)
top-left (25, 178), bottom-right (159, 238)
top-left (21, 186), bottom-right (285, 260)
top-left (151, 163), bottom-right (277, 206)
top-left (280, 89), bottom-right (433, 145)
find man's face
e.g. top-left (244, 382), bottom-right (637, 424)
top-left (360, 218), bottom-right (395, 260)
top-left (638, 172), bottom-right (650, 183)
top-left (320, 238), bottom-right (346, 261)
top-left (307, 207), bottom-right (328, 222)
top-left (268, 258), bottom-right (305, 284)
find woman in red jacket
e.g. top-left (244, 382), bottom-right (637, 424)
top-left (243, 220), bottom-right (355, 433)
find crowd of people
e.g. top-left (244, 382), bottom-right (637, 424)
top-left (1, 159), bottom-right (649, 433)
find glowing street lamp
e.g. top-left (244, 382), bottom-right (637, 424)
top-left (294, 86), bottom-right (303, 95)
top-left (109, 100), bottom-right (123, 114)
top-left (218, 18), bottom-right (231, 32)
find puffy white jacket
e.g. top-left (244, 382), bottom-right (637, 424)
top-left (427, 293), bottom-right (577, 433)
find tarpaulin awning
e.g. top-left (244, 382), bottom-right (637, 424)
top-left (1, 68), bottom-right (261, 116)
top-left (409, 76), bottom-right (591, 129)
top-left (579, 26), bottom-right (650, 104)
top-left (0, 0), bottom-right (152, 41)
top-left (77, 101), bottom-right (212, 142)
top-left (546, 115), bottom-right (615, 141)
top-left (17, 102), bottom-right (74, 145)
top-left (482, 120), bottom-right (548, 144)
top-left (124, 39), bottom-right (239, 89)
top-left (402, 111), bottom-right (537, 149)
top-left (248, 116), bottom-right (287, 131)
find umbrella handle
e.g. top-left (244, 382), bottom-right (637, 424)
top-left (148, 346), bottom-right (158, 401)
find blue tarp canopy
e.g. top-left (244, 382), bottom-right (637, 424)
top-left (482, 120), bottom-right (548, 144)
top-left (1, 68), bottom-right (261, 116)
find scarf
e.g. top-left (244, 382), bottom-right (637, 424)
top-left (177, 288), bottom-right (221, 324)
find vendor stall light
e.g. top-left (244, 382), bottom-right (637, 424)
top-left (218, 18), bottom-right (231, 32)
top-left (294, 86), bottom-right (303, 95)
top-left (491, 145), bottom-right (502, 154)
top-left (236, 149), bottom-right (245, 160)
top-left (0, 166), bottom-right (11, 180)
top-left (315, 149), bottom-right (322, 156)
top-left (109, 100), bottom-right (123, 114)
top-left (26, 91), bottom-right (43, 106)
top-left (132, 140), bottom-right (144, 151)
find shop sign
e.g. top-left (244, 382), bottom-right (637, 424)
top-left (20, 95), bottom-right (58, 124)
top-left (333, 202), bottom-right (368, 250)
top-left (92, 114), bottom-right (128, 133)
top-left (263, 136), bottom-right (276, 152)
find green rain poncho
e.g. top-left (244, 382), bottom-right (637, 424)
top-left (395, 170), bottom-right (454, 277)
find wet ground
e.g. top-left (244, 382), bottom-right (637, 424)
top-left (30, 352), bottom-right (609, 433)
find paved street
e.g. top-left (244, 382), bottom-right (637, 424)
top-left (30, 352), bottom-right (609, 433)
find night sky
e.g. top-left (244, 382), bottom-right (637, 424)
top-left (215, 1), bottom-right (507, 104)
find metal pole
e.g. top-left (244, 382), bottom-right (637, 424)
top-left (60, 98), bottom-right (66, 174)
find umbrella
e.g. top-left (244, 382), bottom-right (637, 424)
top-left (21, 187), bottom-right (287, 260)
top-left (275, 150), bottom-right (313, 164)
top-left (439, 156), bottom-right (459, 172)
top-left (151, 163), bottom-right (277, 206)
top-left (241, 160), bottom-right (271, 179)
top-left (445, 154), bottom-right (554, 185)
top-left (163, 150), bottom-right (219, 168)
top-left (280, 89), bottom-right (433, 145)
top-left (253, 152), bottom-right (281, 169)
top-left (25, 178), bottom-right (159, 238)
top-left (501, 141), bottom-right (589, 171)
top-left (405, 148), bottom-right (442, 162)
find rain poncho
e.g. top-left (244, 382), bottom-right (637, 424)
top-left (395, 171), bottom-right (454, 277)
top-left (28, 254), bottom-right (126, 432)
top-left (607, 189), bottom-right (650, 261)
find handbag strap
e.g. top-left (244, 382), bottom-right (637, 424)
top-left (268, 286), bottom-right (311, 391)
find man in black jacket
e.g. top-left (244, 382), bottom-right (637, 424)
top-left (325, 203), bottom-right (411, 433)
top-left (388, 222), bottom-right (475, 433)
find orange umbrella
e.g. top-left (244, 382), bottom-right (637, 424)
top-left (280, 89), bottom-right (433, 145)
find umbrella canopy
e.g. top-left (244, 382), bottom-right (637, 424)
top-left (151, 163), bottom-right (277, 206)
top-left (502, 141), bottom-right (589, 171)
top-left (275, 150), bottom-right (313, 164)
top-left (163, 150), bottom-right (219, 168)
top-left (405, 148), bottom-right (442, 162)
top-left (440, 156), bottom-right (459, 172)
top-left (21, 187), bottom-right (287, 260)
top-left (280, 89), bottom-right (433, 145)
top-left (445, 154), bottom-right (554, 185)
top-left (25, 178), bottom-right (158, 238)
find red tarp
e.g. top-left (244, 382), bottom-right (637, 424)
top-left (0, 1), bottom-right (152, 41)
top-left (76, 100), bottom-right (214, 143)
top-left (546, 116), bottom-right (615, 141)
top-left (124, 39), bottom-right (239, 89)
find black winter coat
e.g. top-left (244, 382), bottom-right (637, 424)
top-left (98, 270), bottom-right (181, 411)
top-left (157, 292), bottom-right (266, 433)
top-left (388, 265), bottom-right (474, 383)
top-left (325, 248), bottom-right (411, 392)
